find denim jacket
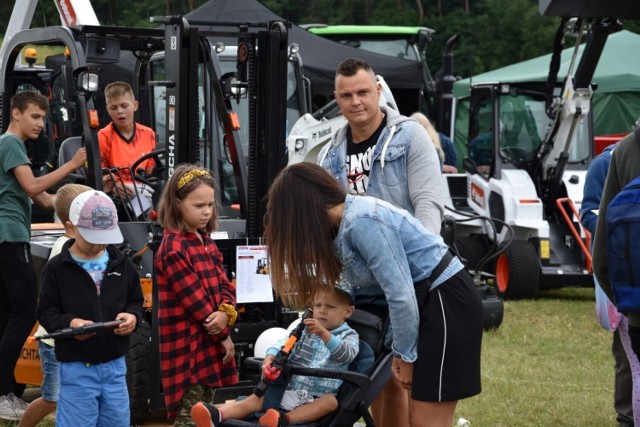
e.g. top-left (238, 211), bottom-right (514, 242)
top-left (580, 143), bottom-right (615, 238)
top-left (334, 195), bottom-right (464, 362)
top-left (318, 106), bottom-right (444, 234)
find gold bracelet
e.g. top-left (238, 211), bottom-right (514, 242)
top-left (218, 303), bottom-right (238, 326)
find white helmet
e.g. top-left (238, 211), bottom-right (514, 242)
top-left (253, 327), bottom-right (288, 358)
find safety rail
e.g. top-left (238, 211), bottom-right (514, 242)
top-left (555, 197), bottom-right (592, 272)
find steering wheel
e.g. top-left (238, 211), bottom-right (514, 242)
top-left (104, 149), bottom-right (165, 222)
top-left (500, 146), bottom-right (532, 164)
top-left (130, 149), bottom-right (166, 188)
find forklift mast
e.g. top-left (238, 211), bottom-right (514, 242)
top-left (152, 16), bottom-right (289, 237)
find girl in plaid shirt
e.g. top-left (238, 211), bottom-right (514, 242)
top-left (191, 286), bottom-right (359, 427)
top-left (155, 164), bottom-right (238, 425)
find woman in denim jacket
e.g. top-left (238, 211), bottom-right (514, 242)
top-left (318, 57), bottom-right (445, 425)
top-left (264, 163), bottom-right (483, 427)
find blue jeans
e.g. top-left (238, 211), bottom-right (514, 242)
top-left (38, 342), bottom-right (59, 402)
top-left (56, 356), bottom-right (129, 427)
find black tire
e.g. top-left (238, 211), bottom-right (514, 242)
top-left (454, 236), bottom-right (489, 272)
top-left (494, 240), bottom-right (540, 300)
top-left (127, 320), bottom-right (151, 425)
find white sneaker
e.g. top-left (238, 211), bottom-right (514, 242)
top-left (8, 393), bottom-right (28, 411)
top-left (0, 394), bottom-right (25, 421)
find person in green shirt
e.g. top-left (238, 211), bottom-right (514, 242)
top-left (0, 90), bottom-right (86, 422)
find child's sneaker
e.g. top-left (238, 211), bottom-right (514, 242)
top-left (0, 394), bottom-right (25, 421)
top-left (190, 401), bottom-right (218, 427)
top-left (258, 408), bottom-right (289, 427)
top-left (8, 393), bottom-right (28, 411)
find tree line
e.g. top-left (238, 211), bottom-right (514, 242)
top-left (2, 0), bottom-right (639, 79)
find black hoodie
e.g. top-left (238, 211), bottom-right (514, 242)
top-left (37, 239), bottom-right (143, 364)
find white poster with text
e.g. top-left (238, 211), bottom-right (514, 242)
top-left (235, 245), bottom-right (274, 303)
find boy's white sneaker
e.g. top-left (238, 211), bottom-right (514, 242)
top-left (8, 393), bottom-right (29, 411)
top-left (0, 394), bottom-right (26, 421)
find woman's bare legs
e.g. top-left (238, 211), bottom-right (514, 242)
top-left (371, 377), bottom-right (410, 426)
top-left (409, 399), bottom-right (457, 427)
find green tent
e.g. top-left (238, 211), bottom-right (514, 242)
top-left (452, 30), bottom-right (640, 164)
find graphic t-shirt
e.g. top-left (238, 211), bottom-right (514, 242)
top-left (71, 250), bottom-right (110, 290)
top-left (345, 116), bottom-right (386, 194)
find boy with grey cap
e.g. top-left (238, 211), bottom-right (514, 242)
top-left (36, 190), bottom-right (143, 427)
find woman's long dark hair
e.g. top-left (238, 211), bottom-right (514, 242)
top-left (264, 163), bottom-right (347, 309)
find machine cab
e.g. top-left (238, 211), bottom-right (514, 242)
top-left (466, 82), bottom-right (592, 183)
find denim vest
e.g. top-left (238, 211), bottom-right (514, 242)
top-left (334, 195), bottom-right (463, 362)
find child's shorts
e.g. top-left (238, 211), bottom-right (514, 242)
top-left (38, 341), bottom-right (60, 402)
top-left (280, 389), bottom-right (315, 411)
top-left (412, 269), bottom-right (483, 402)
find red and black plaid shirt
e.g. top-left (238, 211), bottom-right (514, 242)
top-left (155, 229), bottom-right (238, 416)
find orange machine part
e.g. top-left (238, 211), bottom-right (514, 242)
top-left (15, 323), bottom-right (43, 387)
top-left (140, 277), bottom-right (153, 310)
top-left (89, 110), bottom-right (100, 128)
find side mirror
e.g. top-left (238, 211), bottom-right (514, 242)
top-left (417, 28), bottom-right (434, 54)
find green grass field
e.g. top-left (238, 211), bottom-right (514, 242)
top-left (0, 287), bottom-right (617, 426)
top-left (454, 287), bottom-right (615, 426)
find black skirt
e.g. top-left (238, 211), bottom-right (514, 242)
top-left (412, 268), bottom-right (483, 402)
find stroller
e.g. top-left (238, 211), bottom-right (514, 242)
top-left (220, 309), bottom-right (392, 427)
